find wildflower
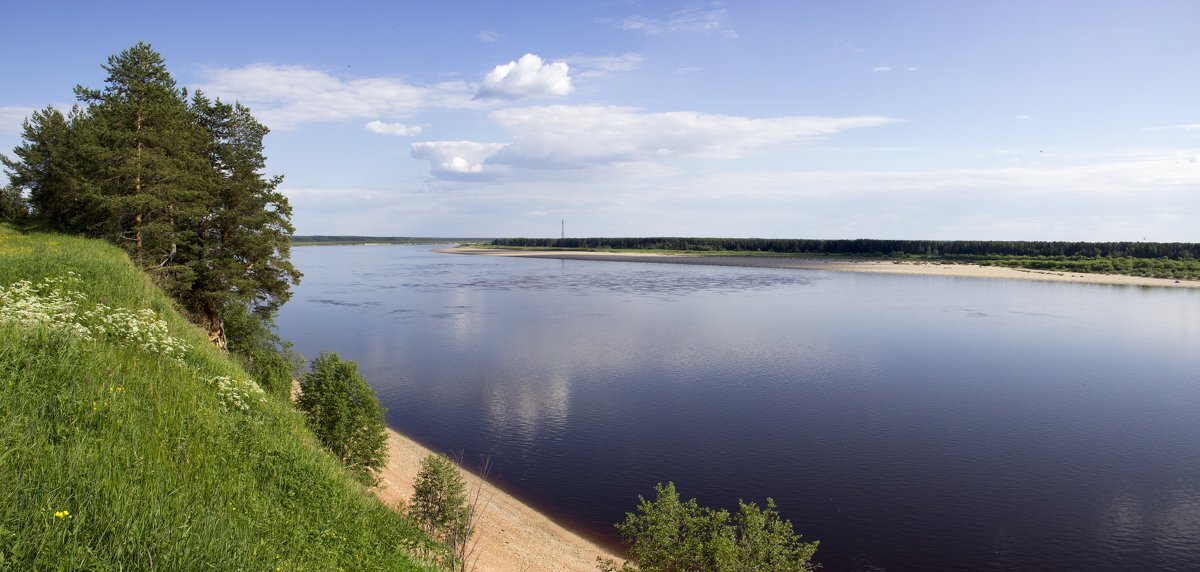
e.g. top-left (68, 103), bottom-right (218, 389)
top-left (54, 510), bottom-right (71, 519)
top-left (209, 375), bottom-right (266, 413)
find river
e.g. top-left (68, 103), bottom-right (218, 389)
top-left (276, 244), bottom-right (1200, 571)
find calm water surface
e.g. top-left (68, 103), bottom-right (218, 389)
top-left (276, 245), bottom-right (1200, 571)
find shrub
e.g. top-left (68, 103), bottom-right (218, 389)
top-left (410, 453), bottom-right (474, 568)
top-left (296, 352), bottom-right (387, 484)
top-left (599, 482), bottom-right (818, 572)
top-left (223, 304), bottom-right (300, 401)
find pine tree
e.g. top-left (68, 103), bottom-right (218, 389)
top-left (73, 41), bottom-right (209, 289)
top-left (0, 106), bottom-right (92, 229)
top-left (187, 92), bottom-right (300, 347)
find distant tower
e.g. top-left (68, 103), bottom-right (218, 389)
top-left (561, 219), bottom-right (565, 240)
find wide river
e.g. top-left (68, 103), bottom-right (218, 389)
top-left (276, 245), bottom-right (1200, 571)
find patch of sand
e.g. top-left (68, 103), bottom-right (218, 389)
top-left (373, 428), bottom-right (623, 572)
top-left (290, 381), bottom-right (622, 571)
top-left (439, 247), bottom-right (1200, 289)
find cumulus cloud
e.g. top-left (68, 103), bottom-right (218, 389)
top-left (0, 105), bottom-right (39, 134)
top-left (410, 141), bottom-right (506, 178)
top-left (195, 64), bottom-right (476, 129)
top-left (365, 120), bottom-right (422, 136)
top-left (476, 54), bottom-right (573, 100)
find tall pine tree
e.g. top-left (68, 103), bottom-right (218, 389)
top-left (73, 41), bottom-right (209, 292)
top-left (188, 92), bottom-right (299, 347)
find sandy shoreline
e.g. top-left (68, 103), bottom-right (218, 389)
top-left (289, 380), bottom-right (622, 571)
top-left (439, 247), bottom-right (1200, 289)
top-left (373, 427), bottom-right (623, 572)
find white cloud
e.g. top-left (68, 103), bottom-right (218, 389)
top-left (409, 105), bottom-right (897, 179)
top-left (618, 6), bottom-right (728, 36)
top-left (0, 105), bottom-right (39, 135)
top-left (477, 30), bottom-right (503, 43)
top-left (568, 52), bottom-right (643, 79)
top-left (488, 105), bottom-right (898, 167)
top-left (195, 64), bottom-right (476, 129)
top-left (872, 66), bottom-right (892, 72)
top-left (365, 120), bottom-right (422, 136)
top-left (476, 54), bottom-right (573, 100)
top-left (410, 141), bottom-right (506, 178)
top-left (1142, 123), bottom-right (1200, 132)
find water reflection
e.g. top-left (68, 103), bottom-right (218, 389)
top-left (276, 245), bottom-right (1200, 571)
top-left (483, 370), bottom-right (571, 448)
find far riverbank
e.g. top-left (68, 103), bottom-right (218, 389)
top-left (440, 247), bottom-right (1200, 289)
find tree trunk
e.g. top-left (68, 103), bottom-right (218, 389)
top-left (134, 107), bottom-right (143, 252)
top-left (203, 304), bottom-right (227, 351)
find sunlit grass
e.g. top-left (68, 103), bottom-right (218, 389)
top-left (0, 224), bottom-right (437, 570)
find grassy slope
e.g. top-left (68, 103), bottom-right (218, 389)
top-left (0, 226), bottom-right (435, 571)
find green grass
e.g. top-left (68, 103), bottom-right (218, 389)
top-left (0, 225), bottom-right (438, 571)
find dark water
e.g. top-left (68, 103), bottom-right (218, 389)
top-left (276, 245), bottom-right (1200, 571)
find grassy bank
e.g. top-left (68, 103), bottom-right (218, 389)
top-left (0, 225), bottom-right (436, 570)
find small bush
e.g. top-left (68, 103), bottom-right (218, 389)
top-left (223, 305), bottom-right (301, 401)
top-left (297, 352), bottom-right (387, 484)
top-left (599, 482), bottom-right (818, 572)
top-left (410, 453), bottom-right (474, 569)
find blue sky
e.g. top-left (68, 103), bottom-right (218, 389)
top-left (3, 0), bottom-right (1199, 240)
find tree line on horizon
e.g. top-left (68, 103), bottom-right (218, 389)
top-left (493, 236), bottom-right (1200, 260)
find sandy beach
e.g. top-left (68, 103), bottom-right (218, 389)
top-left (439, 247), bottom-right (1200, 289)
top-left (289, 381), bottom-right (623, 571)
top-left (372, 427), bottom-right (623, 572)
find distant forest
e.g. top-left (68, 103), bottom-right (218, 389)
top-left (294, 235), bottom-right (492, 245)
top-left (491, 237), bottom-right (1200, 280)
top-left (492, 237), bottom-right (1199, 258)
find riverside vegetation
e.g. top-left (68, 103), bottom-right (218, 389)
top-left (0, 42), bottom-right (468, 570)
top-left (492, 237), bottom-right (1200, 280)
top-left (0, 226), bottom-right (442, 569)
top-left (2, 42), bottom-right (818, 571)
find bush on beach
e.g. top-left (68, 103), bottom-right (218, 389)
top-left (297, 351), bottom-right (389, 485)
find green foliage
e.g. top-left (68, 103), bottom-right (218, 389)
top-left (0, 228), bottom-right (434, 570)
top-left (184, 92), bottom-right (299, 347)
top-left (0, 184), bottom-right (28, 223)
top-left (2, 42), bottom-right (300, 351)
top-left (493, 237), bottom-right (1200, 263)
top-left (600, 482), bottom-right (817, 572)
top-left (976, 255), bottom-right (1200, 280)
top-left (223, 303), bottom-right (301, 401)
top-left (410, 454), bottom-right (473, 556)
top-left (297, 352), bottom-right (388, 484)
top-left (494, 238), bottom-right (1200, 280)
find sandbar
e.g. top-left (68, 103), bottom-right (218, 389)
top-left (438, 247), bottom-right (1200, 289)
